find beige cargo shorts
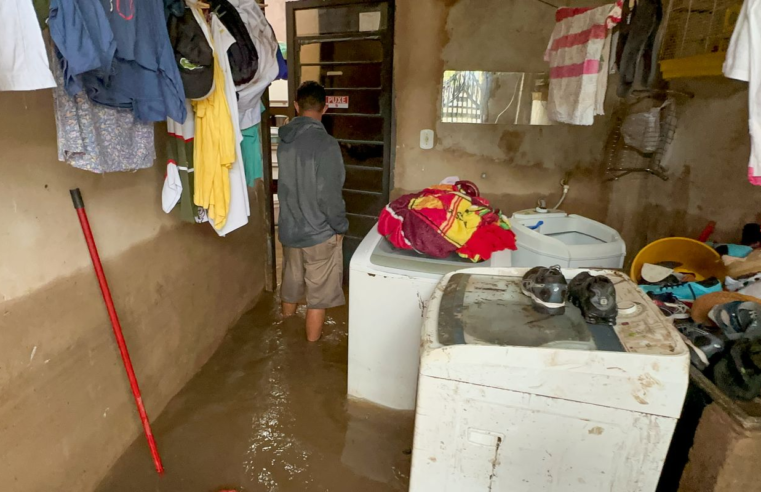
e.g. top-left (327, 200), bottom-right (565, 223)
top-left (281, 235), bottom-right (345, 309)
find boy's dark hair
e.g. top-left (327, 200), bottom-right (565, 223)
top-left (296, 81), bottom-right (326, 112)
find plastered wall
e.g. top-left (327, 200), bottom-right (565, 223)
top-left (607, 78), bottom-right (760, 257)
top-left (393, 0), bottom-right (614, 223)
top-left (0, 89), bottom-right (266, 491)
top-left (394, 0), bottom-right (758, 258)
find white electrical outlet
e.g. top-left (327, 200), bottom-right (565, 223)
top-left (420, 129), bottom-right (434, 150)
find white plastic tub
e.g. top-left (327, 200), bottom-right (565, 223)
top-left (510, 210), bottom-right (626, 268)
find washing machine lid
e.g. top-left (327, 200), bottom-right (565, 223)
top-left (370, 236), bottom-right (476, 275)
top-left (420, 268), bottom-right (691, 418)
top-left (436, 272), bottom-right (616, 351)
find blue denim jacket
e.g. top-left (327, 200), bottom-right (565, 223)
top-left (50, 0), bottom-right (186, 123)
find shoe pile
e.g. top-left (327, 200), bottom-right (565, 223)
top-left (647, 292), bottom-right (691, 320)
top-left (638, 262), bottom-right (722, 302)
top-left (678, 292), bottom-right (761, 401)
top-left (521, 266), bottom-right (617, 325)
top-left (722, 249), bottom-right (761, 298)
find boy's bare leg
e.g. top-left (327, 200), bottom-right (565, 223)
top-left (305, 308), bottom-right (326, 342)
top-left (282, 302), bottom-right (298, 317)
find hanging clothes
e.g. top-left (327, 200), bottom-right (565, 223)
top-left (229, 0), bottom-right (280, 128)
top-left (192, 56), bottom-right (235, 229)
top-left (615, 0), bottom-right (663, 97)
top-left (167, 6), bottom-right (215, 100)
top-left (164, 0), bottom-right (185, 19)
top-left (49, 0), bottom-right (187, 123)
top-left (241, 102), bottom-right (265, 186)
top-left (1, 0), bottom-right (56, 91)
top-left (208, 13), bottom-right (250, 235)
top-left (209, 0), bottom-right (258, 86)
top-left (166, 100), bottom-right (205, 222)
top-left (163, 162), bottom-right (183, 212)
top-left (33, 0), bottom-right (50, 28)
top-left (164, 1), bottom-right (213, 222)
top-left (242, 124), bottom-right (263, 185)
top-left (724, 0), bottom-right (761, 186)
top-left (276, 42), bottom-right (288, 80)
top-left (49, 40), bottom-right (155, 173)
top-left (545, 1), bottom-right (623, 125)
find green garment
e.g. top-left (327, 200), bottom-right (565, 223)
top-left (241, 124), bottom-right (263, 187)
top-left (33, 0), bottom-right (49, 30)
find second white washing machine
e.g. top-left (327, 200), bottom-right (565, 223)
top-left (347, 225), bottom-right (511, 410)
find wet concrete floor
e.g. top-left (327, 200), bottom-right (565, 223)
top-left (96, 293), bottom-right (414, 492)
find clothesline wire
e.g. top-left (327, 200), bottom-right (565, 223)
top-left (535, 0), bottom-right (560, 8)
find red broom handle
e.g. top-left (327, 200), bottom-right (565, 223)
top-left (70, 189), bottom-right (164, 475)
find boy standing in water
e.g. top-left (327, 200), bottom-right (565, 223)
top-left (277, 81), bottom-right (348, 341)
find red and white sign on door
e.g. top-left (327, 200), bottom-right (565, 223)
top-left (326, 95), bottom-right (349, 109)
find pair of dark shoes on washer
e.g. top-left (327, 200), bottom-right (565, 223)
top-left (521, 267), bottom-right (617, 325)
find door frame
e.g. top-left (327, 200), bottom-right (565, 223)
top-left (285, 0), bottom-right (396, 242)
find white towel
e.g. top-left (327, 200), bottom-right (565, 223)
top-left (162, 163), bottom-right (183, 213)
top-left (723, 0), bottom-right (761, 186)
top-left (0, 0), bottom-right (56, 91)
top-left (545, 2), bottom-right (622, 125)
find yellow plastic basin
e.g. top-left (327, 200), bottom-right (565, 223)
top-left (630, 237), bottom-right (725, 283)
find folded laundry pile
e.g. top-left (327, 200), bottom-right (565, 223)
top-left (378, 181), bottom-right (517, 261)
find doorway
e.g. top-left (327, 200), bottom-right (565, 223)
top-left (286, 0), bottom-right (395, 272)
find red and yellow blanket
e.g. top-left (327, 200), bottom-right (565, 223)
top-left (378, 182), bottom-right (516, 261)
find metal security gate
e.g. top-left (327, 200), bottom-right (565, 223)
top-left (286, 0), bottom-right (395, 274)
top-left (441, 70), bottom-right (490, 124)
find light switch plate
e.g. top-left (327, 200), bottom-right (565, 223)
top-left (420, 129), bottom-right (434, 150)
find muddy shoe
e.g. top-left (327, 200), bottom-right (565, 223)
top-left (677, 323), bottom-right (725, 370)
top-left (568, 272), bottom-right (617, 325)
top-left (648, 292), bottom-right (691, 320)
top-left (709, 301), bottom-right (761, 341)
top-left (521, 265), bottom-right (568, 315)
top-left (714, 338), bottom-right (761, 401)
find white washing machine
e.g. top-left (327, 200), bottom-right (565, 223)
top-left (410, 267), bottom-right (689, 492)
top-left (510, 209), bottom-right (626, 268)
top-left (348, 226), bottom-right (511, 410)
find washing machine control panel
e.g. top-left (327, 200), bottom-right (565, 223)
top-left (607, 272), bottom-right (684, 356)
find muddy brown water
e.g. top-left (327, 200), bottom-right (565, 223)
top-left (96, 294), bottom-right (414, 492)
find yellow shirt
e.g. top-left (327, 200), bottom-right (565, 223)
top-left (192, 56), bottom-right (235, 230)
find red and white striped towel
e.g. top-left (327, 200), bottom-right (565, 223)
top-left (545, 1), bottom-right (623, 125)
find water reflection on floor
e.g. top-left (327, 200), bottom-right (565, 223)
top-left (96, 294), bottom-right (414, 492)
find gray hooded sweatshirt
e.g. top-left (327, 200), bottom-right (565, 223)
top-left (277, 116), bottom-right (349, 248)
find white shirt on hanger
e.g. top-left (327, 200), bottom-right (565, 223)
top-left (229, 0), bottom-right (280, 129)
top-left (1, 0), bottom-right (56, 91)
top-left (724, 0), bottom-right (761, 186)
top-left (207, 13), bottom-right (251, 236)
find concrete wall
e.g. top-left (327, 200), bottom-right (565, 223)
top-left (679, 402), bottom-right (761, 491)
top-left (393, 0), bottom-right (613, 223)
top-left (0, 90), bottom-right (266, 491)
top-left (606, 78), bottom-right (760, 258)
top-left (394, 0), bottom-right (758, 259)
